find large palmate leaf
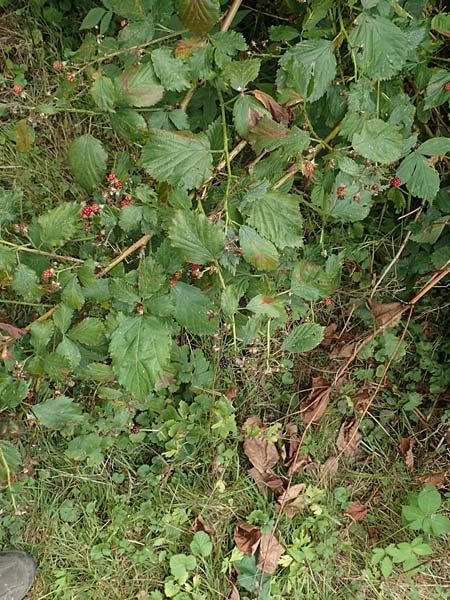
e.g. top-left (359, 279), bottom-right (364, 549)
top-left (278, 39), bottom-right (336, 101)
top-left (169, 210), bottom-right (225, 264)
top-left (110, 314), bottom-right (171, 399)
top-left (396, 153), bottom-right (440, 202)
top-left (241, 188), bottom-right (303, 249)
top-left (352, 119), bottom-right (403, 164)
top-left (140, 129), bottom-right (213, 189)
top-left (282, 322), bottom-right (325, 353)
top-left (350, 14), bottom-right (408, 81)
top-left (38, 202), bottom-right (80, 248)
top-left (67, 134), bottom-right (107, 192)
top-left (177, 0), bottom-right (220, 35)
top-left (172, 282), bottom-right (219, 335)
top-left (117, 63), bottom-right (164, 107)
top-left (239, 225), bottom-right (279, 271)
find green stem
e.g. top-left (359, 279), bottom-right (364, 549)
top-left (337, 1), bottom-right (358, 82)
top-left (216, 85), bottom-right (233, 231)
top-left (0, 445), bottom-right (17, 512)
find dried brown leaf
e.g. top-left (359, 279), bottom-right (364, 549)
top-left (223, 386), bottom-right (237, 401)
top-left (417, 471), bottom-right (448, 489)
top-left (399, 437), bottom-right (414, 471)
top-left (275, 483), bottom-right (307, 518)
top-left (0, 322), bottom-right (27, 340)
top-left (336, 420), bottom-right (362, 458)
top-left (287, 453), bottom-right (314, 478)
top-left (234, 522), bottom-right (261, 556)
top-left (285, 422), bottom-right (299, 460)
top-left (321, 323), bottom-right (338, 348)
top-left (346, 500), bottom-right (368, 522)
top-left (319, 455), bottom-right (340, 483)
top-left (352, 390), bottom-right (370, 414)
top-left (191, 515), bottom-right (213, 536)
top-left (329, 340), bottom-right (358, 359)
top-left (228, 584), bottom-right (240, 600)
top-left (242, 416), bottom-right (280, 473)
top-left (257, 533), bottom-right (285, 574)
top-left (369, 299), bottom-right (403, 328)
top-left (248, 467), bottom-right (284, 496)
top-left (251, 90), bottom-right (290, 126)
top-left (300, 377), bottom-right (331, 424)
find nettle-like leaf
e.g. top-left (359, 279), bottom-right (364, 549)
top-left (169, 210), bottom-right (225, 264)
top-left (241, 187), bottom-right (303, 249)
top-left (33, 395), bottom-right (85, 429)
top-left (140, 129), bottom-right (213, 189)
top-left (210, 31), bottom-right (247, 68)
top-left (151, 47), bottom-right (191, 92)
top-left (352, 119), bottom-right (403, 164)
top-left (117, 63), bottom-right (164, 107)
top-left (67, 134), bottom-right (107, 192)
top-left (291, 257), bottom-right (341, 301)
top-left (282, 322), bottom-right (325, 353)
top-left (11, 264), bottom-right (41, 301)
top-left (177, 0), bottom-right (220, 35)
top-left (239, 225), bottom-right (279, 271)
top-left (172, 282), bottom-right (219, 335)
top-left (278, 39), bottom-right (336, 102)
top-left (423, 70), bottom-right (450, 110)
top-left (350, 14), bottom-right (409, 80)
top-left (396, 153), bottom-right (440, 202)
top-left (110, 109), bottom-right (148, 142)
top-left (90, 75), bottom-right (116, 112)
top-left (248, 116), bottom-right (310, 155)
top-left (38, 202), bottom-right (80, 248)
top-left (109, 314), bottom-right (171, 399)
top-left (223, 59), bottom-right (261, 91)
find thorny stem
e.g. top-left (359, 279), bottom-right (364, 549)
top-left (1, 240), bottom-right (86, 264)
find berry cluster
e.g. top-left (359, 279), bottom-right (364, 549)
top-left (80, 204), bottom-right (101, 218)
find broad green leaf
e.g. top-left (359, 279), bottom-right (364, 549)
top-left (38, 202), bottom-right (80, 248)
top-left (14, 119), bottom-right (35, 152)
top-left (430, 514), bottom-right (450, 536)
top-left (241, 188), bottom-right (303, 249)
top-left (239, 225), bottom-right (279, 271)
top-left (326, 173), bottom-right (374, 222)
top-left (56, 336), bottom-right (81, 369)
top-left (249, 117), bottom-right (310, 156)
top-left (352, 119), bottom-right (403, 164)
top-left (12, 264), bottom-right (41, 301)
top-left (83, 363), bottom-right (114, 383)
top-left (223, 59), bottom-right (261, 91)
top-left (108, 0), bottom-right (145, 18)
top-left (33, 395), bottom-right (85, 429)
top-left (431, 13), bottom-right (450, 35)
top-left (269, 25), bottom-right (300, 41)
top-left (350, 14), bottom-right (408, 80)
top-left (0, 244), bottom-right (16, 270)
top-left (68, 318), bottom-right (105, 346)
top-left (396, 153), bottom-right (440, 202)
top-left (152, 47), bottom-right (190, 92)
top-left (110, 109), bottom-right (148, 142)
top-left (117, 63), bottom-right (164, 107)
top-left (282, 322), bottom-right (325, 353)
top-left (140, 130), bottom-right (213, 189)
top-left (0, 377), bottom-right (29, 410)
top-left (381, 556), bottom-right (393, 578)
top-left (0, 187), bottom-right (20, 230)
top-left (169, 210), bottom-right (225, 264)
top-left (291, 258), bottom-right (341, 300)
top-left (0, 441), bottom-right (21, 483)
top-left (30, 321), bottom-right (54, 354)
top-left (118, 18), bottom-right (154, 48)
top-left (210, 31), bottom-right (247, 68)
top-left (67, 134), bottom-right (107, 192)
top-left (109, 314), bottom-right (171, 399)
top-left (62, 275), bottom-right (85, 310)
top-left (177, 0), bottom-right (220, 34)
top-left (246, 295), bottom-right (286, 319)
top-left (190, 531), bottom-right (213, 558)
top-left (172, 282), bottom-right (219, 335)
top-left (417, 137), bottom-right (450, 156)
top-left (90, 75), bottom-right (116, 112)
top-left (278, 39), bottom-right (336, 101)
top-left (417, 485), bottom-right (441, 514)
top-left (423, 70), bottom-right (450, 110)
top-left (119, 204), bottom-right (143, 232)
top-left (80, 7), bottom-right (106, 29)
top-left (169, 553), bottom-right (197, 585)
top-left (53, 304), bottom-right (74, 334)
top-left (221, 285), bottom-right (241, 316)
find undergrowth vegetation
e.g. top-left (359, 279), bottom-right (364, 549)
top-left (0, 0), bottom-right (450, 598)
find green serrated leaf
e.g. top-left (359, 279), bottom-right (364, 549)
top-left (210, 31), bottom-right (247, 68)
top-left (352, 119), bottom-right (403, 164)
top-left (350, 14), bottom-right (409, 80)
top-left (233, 94), bottom-right (269, 138)
top-left (282, 322), bottom-right (325, 353)
top-left (417, 485), bottom-right (441, 514)
top-left (109, 314), bottom-right (171, 399)
top-left (118, 19), bottom-right (154, 48)
top-left (33, 395), bottom-right (85, 429)
top-left (56, 336), bottom-right (81, 369)
top-left (169, 210), bottom-right (225, 264)
top-left (38, 202), bottom-right (80, 248)
top-left (14, 119), bottom-right (35, 152)
top-left (430, 514), bottom-right (450, 536)
top-left (248, 116), bottom-right (309, 155)
top-left (68, 318), bottom-right (105, 346)
top-left (91, 75), bottom-right (116, 112)
top-left (326, 173), bottom-right (374, 222)
top-left (417, 137), bottom-right (450, 156)
top-left (62, 275), bottom-right (85, 310)
top-left (53, 304), bottom-right (74, 334)
top-left (239, 225), bottom-right (279, 271)
top-left (172, 282), bottom-right (219, 335)
top-left (0, 244), bottom-right (16, 271)
top-left (291, 259), bottom-right (341, 300)
top-left (67, 134), bottom-right (107, 192)
top-left (223, 59), bottom-right (261, 91)
top-left (431, 12), bottom-right (450, 35)
top-left (140, 129), bottom-right (213, 189)
top-left (11, 264), bottom-right (41, 301)
top-left (177, 0), bottom-right (220, 34)
top-left (119, 204), bottom-right (143, 232)
top-left (80, 7), bottom-right (106, 29)
top-left (423, 70), bottom-right (450, 110)
top-left (170, 553), bottom-right (197, 585)
top-left (30, 320), bottom-right (54, 354)
top-left (152, 47), bottom-right (191, 92)
top-left (110, 108), bottom-right (148, 142)
top-left (241, 188), bottom-right (303, 249)
top-left (246, 295), bottom-right (286, 319)
top-left (117, 63), bottom-right (164, 108)
top-left (396, 153), bottom-right (440, 202)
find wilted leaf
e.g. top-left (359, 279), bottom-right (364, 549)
top-left (417, 472), bottom-right (448, 489)
top-left (257, 533), bottom-right (285, 574)
top-left (287, 453), bottom-right (314, 478)
top-left (0, 323), bottom-right (27, 340)
top-left (234, 522), bottom-right (261, 556)
top-left (177, 0), bottom-right (220, 35)
top-left (399, 437), bottom-right (414, 472)
top-left (248, 467), bottom-right (284, 496)
top-left (229, 584), bottom-right (240, 600)
top-left (319, 456), bottom-right (340, 484)
top-left (336, 419), bottom-right (362, 458)
top-left (276, 483), bottom-right (306, 518)
top-left (191, 515), bottom-right (213, 535)
top-left (252, 90), bottom-right (289, 125)
top-left (299, 376), bottom-right (330, 423)
top-left (242, 416), bottom-right (280, 473)
top-left (369, 299), bottom-right (403, 328)
top-left (345, 500), bottom-right (368, 522)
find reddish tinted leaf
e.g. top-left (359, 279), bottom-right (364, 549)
top-left (346, 500), bottom-right (368, 522)
top-left (399, 437), bottom-right (414, 471)
top-left (417, 471), bottom-right (448, 489)
top-left (228, 584), bottom-right (240, 600)
top-left (257, 533), bottom-right (285, 574)
top-left (234, 522), bottom-right (261, 556)
top-left (0, 323), bottom-right (27, 339)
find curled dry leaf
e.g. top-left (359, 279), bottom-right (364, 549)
top-left (287, 453), bottom-right (314, 478)
top-left (251, 90), bottom-right (290, 126)
top-left (399, 437), bottom-right (414, 472)
top-left (285, 422), bottom-right (299, 461)
top-left (346, 500), bottom-right (368, 522)
top-left (329, 340), bottom-right (358, 359)
top-left (257, 533), bottom-right (285, 574)
top-left (248, 467), bottom-right (284, 496)
top-left (191, 514), bottom-right (213, 536)
top-left (234, 522), bottom-right (261, 556)
top-left (319, 455), bottom-right (340, 484)
top-left (300, 376), bottom-right (331, 424)
top-left (369, 299), bottom-right (403, 328)
top-left (228, 584), bottom-right (240, 600)
top-left (417, 471), bottom-right (448, 489)
top-left (223, 386), bottom-right (237, 401)
top-left (0, 322), bottom-right (27, 339)
top-left (336, 419), bottom-right (362, 458)
top-left (351, 390), bottom-right (370, 414)
top-left (275, 483), bottom-right (306, 519)
top-left (242, 416), bottom-right (280, 473)
top-left (321, 323), bottom-right (338, 347)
